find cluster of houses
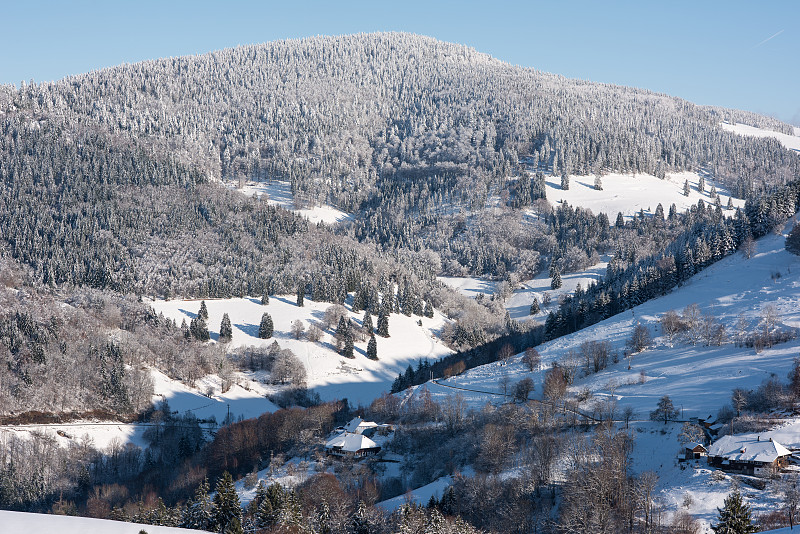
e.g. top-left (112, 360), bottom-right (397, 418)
top-left (682, 434), bottom-right (794, 477)
top-left (324, 417), bottom-right (392, 459)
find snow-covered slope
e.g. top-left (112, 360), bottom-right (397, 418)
top-left (440, 258), bottom-right (609, 323)
top-left (150, 296), bottom-right (453, 405)
top-left (542, 170), bottom-right (743, 220)
top-left (421, 216), bottom-right (800, 529)
top-left (0, 511), bottom-right (211, 534)
top-left (721, 122), bottom-right (800, 154)
top-left (224, 178), bottom-right (351, 224)
top-left (429, 216), bottom-right (800, 414)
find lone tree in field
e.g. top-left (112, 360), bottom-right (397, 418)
top-left (290, 319), bottom-right (305, 340)
top-left (711, 489), bottom-right (757, 534)
top-left (258, 313), bottom-right (273, 339)
top-left (786, 223), bottom-right (800, 256)
top-left (366, 334), bottom-right (378, 360)
top-left (529, 297), bottom-right (540, 315)
top-left (650, 395), bottom-right (680, 424)
top-left (628, 323), bottom-right (652, 353)
top-left (261, 291), bottom-right (269, 305)
top-left (550, 267), bottom-right (562, 290)
top-left (362, 311), bottom-right (374, 334)
top-left (296, 283), bottom-right (304, 307)
top-left (198, 300), bottom-right (209, 320)
top-left (522, 347), bottom-right (540, 372)
top-left (219, 313), bottom-right (233, 342)
top-left (377, 310), bottom-right (390, 337)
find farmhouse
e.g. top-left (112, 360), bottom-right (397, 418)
top-left (325, 417), bottom-right (383, 458)
top-left (707, 435), bottom-right (792, 476)
top-left (325, 431), bottom-right (381, 458)
top-left (681, 442), bottom-right (707, 460)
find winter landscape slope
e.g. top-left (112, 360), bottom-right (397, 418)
top-left (149, 296), bottom-right (453, 405)
top-left (414, 216), bottom-right (800, 529)
top-left (0, 510), bottom-right (212, 534)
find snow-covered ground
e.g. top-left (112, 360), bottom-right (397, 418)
top-left (376, 475), bottom-right (454, 511)
top-left (430, 216), bottom-right (800, 414)
top-left (440, 258), bottom-right (609, 322)
top-left (150, 295), bottom-right (453, 406)
top-left (721, 122), bottom-right (800, 154)
top-left (425, 216), bottom-right (800, 530)
top-left (542, 170), bottom-right (743, 220)
top-left (0, 368), bottom-right (279, 452)
top-left (0, 510), bottom-right (211, 534)
top-left (149, 367), bottom-right (279, 422)
top-left (224, 178), bottom-right (351, 224)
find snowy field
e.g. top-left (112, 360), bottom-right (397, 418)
top-left (0, 367), bottom-right (279, 451)
top-left (424, 217), bottom-right (800, 530)
top-left (0, 511), bottom-right (211, 534)
top-left (430, 216), bottom-right (800, 414)
top-left (224, 178), bottom-right (351, 224)
top-left (440, 258), bottom-right (609, 322)
top-left (150, 295), bottom-right (453, 406)
top-left (721, 122), bottom-right (800, 154)
top-left (542, 170), bottom-right (743, 220)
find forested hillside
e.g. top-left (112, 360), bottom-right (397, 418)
top-left (2, 33), bottom-right (799, 297)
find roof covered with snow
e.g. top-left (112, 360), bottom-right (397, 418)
top-left (343, 417), bottom-right (379, 434)
top-left (707, 435), bottom-right (791, 464)
top-left (325, 431), bottom-right (379, 452)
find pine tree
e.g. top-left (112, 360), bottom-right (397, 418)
top-left (594, 175), bottom-right (602, 191)
top-left (698, 175), bottom-right (705, 193)
top-left (530, 297), bottom-right (540, 315)
top-left (212, 472), bottom-right (242, 534)
top-left (351, 501), bottom-right (371, 534)
top-left (343, 333), bottom-right (354, 359)
top-left (615, 212), bottom-right (625, 227)
top-left (335, 315), bottom-right (350, 342)
top-left (315, 500), bottom-right (332, 534)
top-left (190, 316), bottom-right (210, 342)
top-left (712, 489), bottom-right (757, 534)
top-left (683, 179), bottom-right (691, 197)
top-left (550, 268), bottom-right (562, 290)
top-left (258, 313), bottom-right (273, 339)
top-left (261, 291), bottom-right (269, 305)
top-left (377, 311), bottom-right (390, 337)
top-left (366, 334), bottom-right (378, 360)
top-left (219, 313), bottom-right (232, 342)
top-left (223, 516), bottom-right (244, 534)
top-left (181, 477), bottom-right (213, 530)
top-left (561, 171), bottom-right (569, 190)
top-left (198, 300), bottom-right (209, 321)
top-left (181, 318), bottom-right (190, 340)
top-left (786, 223), bottom-right (800, 256)
top-left (362, 311), bottom-right (374, 334)
top-left (423, 299), bottom-right (434, 318)
top-left (296, 284), bottom-right (304, 307)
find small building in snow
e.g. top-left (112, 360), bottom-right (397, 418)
top-left (343, 417), bottom-right (379, 435)
top-left (682, 442), bottom-right (707, 460)
top-left (707, 435), bottom-right (791, 476)
top-left (325, 431), bottom-right (381, 458)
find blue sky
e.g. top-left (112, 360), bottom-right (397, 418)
top-left (2, 1), bottom-right (798, 125)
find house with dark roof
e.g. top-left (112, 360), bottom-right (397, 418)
top-left (681, 442), bottom-right (707, 461)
